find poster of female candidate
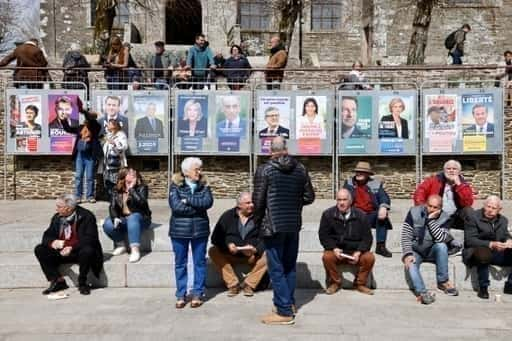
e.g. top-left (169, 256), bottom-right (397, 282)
top-left (295, 96), bottom-right (327, 140)
top-left (48, 94), bottom-right (80, 153)
top-left (257, 96), bottom-right (291, 153)
top-left (177, 93), bottom-right (208, 152)
top-left (15, 94), bottom-right (42, 152)
top-left (377, 95), bottom-right (414, 139)
top-left (133, 94), bottom-right (166, 153)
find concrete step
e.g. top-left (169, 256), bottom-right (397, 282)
top-left (1, 251), bottom-right (509, 292)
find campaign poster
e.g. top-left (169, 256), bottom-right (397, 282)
top-left (424, 94), bottom-right (457, 153)
top-left (257, 96), bottom-right (291, 153)
top-left (133, 94), bottom-right (166, 153)
top-left (177, 94), bottom-right (208, 152)
top-left (48, 94), bottom-right (80, 153)
top-left (461, 93), bottom-right (495, 138)
top-left (15, 95), bottom-right (42, 152)
top-left (8, 94), bottom-right (21, 138)
top-left (295, 96), bottom-right (327, 140)
top-left (95, 94), bottom-right (130, 137)
top-left (340, 95), bottom-right (371, 139)
top-left (377, 95), bottom-right (414, 139)
top-left (215, 94), bottom-right (250, 152)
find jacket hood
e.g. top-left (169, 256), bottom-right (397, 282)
top-left (69, 51), bottom-right (82, 59)
top-left (270, 155), bottom-right (298, 173)
top-left (171, 172), bottom-right (209, 186)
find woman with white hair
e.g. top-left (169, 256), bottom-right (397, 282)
top-left (169, 157), bottom-right (213, 309)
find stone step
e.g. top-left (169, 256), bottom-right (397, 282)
top-left (1, 251), bottom-right (509, 292)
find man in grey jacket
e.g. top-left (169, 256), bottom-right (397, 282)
top-left (449, 24), bottom-right (471, 65)
top-left (146, 41), bottom-right (178, 88)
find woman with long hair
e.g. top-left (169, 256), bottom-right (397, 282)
top-left (102, 119), bottom-right (128, 199)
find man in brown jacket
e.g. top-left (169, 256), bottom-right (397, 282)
top-left (449, 24), bottom-right (471, 65)
top-left (265, 36), bottom-right (287, 90)
top-left (0, 38), bottom-right (49, 88)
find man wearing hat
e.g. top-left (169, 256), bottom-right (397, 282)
top-left (343, 161), bottom-right (393, 257)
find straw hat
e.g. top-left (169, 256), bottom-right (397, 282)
top-left (353, 161), bottom-right (374, 175)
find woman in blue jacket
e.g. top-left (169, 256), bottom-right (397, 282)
top-left (169, 157), bottom-right (214, 309)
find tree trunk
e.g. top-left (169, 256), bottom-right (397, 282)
top-left (277, 0), bottom-right (301, 51)
top-left (406, 0), bottom-right (437, 65)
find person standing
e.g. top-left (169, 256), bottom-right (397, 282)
top-left (253, 136), bottom-right (315, 325)
top-left (186, 34), bottom-right (216, 89)
top-left (265, 37), bottom-right (288, 90)
top-left (447, 24), bottom-right (471, 65)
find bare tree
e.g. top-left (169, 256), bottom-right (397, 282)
top-left (406, 0), bottom-right (438, 65)
top-left (272, 0), bottom-right (305, 51)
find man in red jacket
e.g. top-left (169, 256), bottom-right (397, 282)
top-left (414, 160), bottom-right (474, 252)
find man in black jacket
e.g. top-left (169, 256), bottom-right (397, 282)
top-left (209, 192), bottom-right (267, 297)
top-left (319, 188), bottom-right (375, 296)
top-left (463, 195), bottom-right (512, 299)
top-left (253, 136), bottom-right (315, 325)
top-left (34, 194), bottom-right (104, 296)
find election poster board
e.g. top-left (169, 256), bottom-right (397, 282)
top-left (339, 90), bottom-right (417, 155)
top-left (173, 90), bottom-right (251, 155)
top-left (254, 90), bottom-right (333, 155)
top-left (91, 89), bottom-right (170, 155)
top-left (422, 88), bottom-right (502, 154)
top-left (5, 88), bottom-right (86, 155)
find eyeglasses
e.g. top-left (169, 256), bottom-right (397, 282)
top-left (265, 114), bottom-right (279, 118)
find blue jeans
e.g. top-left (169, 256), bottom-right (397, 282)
top-left (171, 237), bottom-right (208, 299)
top-left (264, 231), bottom-right (299, 317)
top-left (366, 211), bottom-right (389, 243)
top-left (103, 213), bottom-right (151, 246)
top-left (450, 49), bottom-right (463, 65)
top-left (75, 152), bottom-right (95, 199)
top-left (407, 243), bottom-right (449, 295)
top-left (477, 249), bottom-right (512, 288)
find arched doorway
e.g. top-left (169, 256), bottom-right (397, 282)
top-left (166, 0), bottom-right (202, 45)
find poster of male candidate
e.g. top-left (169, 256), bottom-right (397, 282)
top-left (424, 94), bottom-right (458, 153)
top-left (215, 94), bottom-right (250, 152)
top-left (257, 96), bottom-right (291, 154)
top-left (340, 95), bottom-right (372, 139)
top-left (176, 94), bottom-right (208, 152)
top-left (461, 94), bottom-right (495, 137)
top-left (95, 94), bottom-right (130, 137)
top-left (48, 94), bottom-right (80, 153)
top-left (15, 95), bottom-right (42, 152)
top-left (133, 94), bottom-right (166, 154)
top-left (377, 95), bottom-right (414, 140)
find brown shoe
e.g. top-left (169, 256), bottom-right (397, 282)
top-left (356, 285), bottom-right (374, 295)
top-left (242, 284), bottom-right (254, 297)
top-left (227, 285), bottom-right (240, 297)
top-left (272, 304), bottom-right (297, 314)
top-left (325, 283), bottom-right (340, 295)
top-left (190, 297), bottom-right (204, 308)
top-left (175, 299), bottom-right (186, 309)
top-left (261, 312), bottom-right (295, 325)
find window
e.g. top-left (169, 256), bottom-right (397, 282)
top-left (90, 0), bottom-right (129, 28)
top-left (311, 1), bottom-right (341, 31)
top-left (239, 0), bottom-right (271, 30)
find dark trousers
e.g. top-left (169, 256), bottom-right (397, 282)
top-left (471, 247), bottom-right (512, 288)
top-left (450, 48), bottom-right (463, 65)
top-left (34, 244), bottom-right (96, 286)
top-left (446, 207), bottom-right (473, 230)
top-left (264, 231), bottom-right (299, 317)
top-left (191, 75), bottom-right (209, 90)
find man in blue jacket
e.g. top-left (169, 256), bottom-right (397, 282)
top-left (186, 34), bottom-right (216, 89)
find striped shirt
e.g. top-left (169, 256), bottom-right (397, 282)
top-left (401, 210), bottom-right (449, 258)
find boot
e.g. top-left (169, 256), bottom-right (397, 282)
top-left (376, 242), bottom-right (392, 258)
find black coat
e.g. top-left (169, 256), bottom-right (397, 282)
top-left (41, 206), bottom-right (103, 277)
top-left (463, 208), bottom-right (511, 265)
top-left (379, 114), bottom-right (409, 139)
top-left (134, 116), bottom-right (164, 139)
top-left (211, 207), bottom-right (264, 255)
top-left (62, 111), bottom-right (103, 161)
top-left (318, 206), bottom-right (373, 253)
top-left (253, 155), bottom-right (315, 234)
top-left (108, 184), bottom-right (152, 222)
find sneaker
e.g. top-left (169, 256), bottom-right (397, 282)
top-left (438, 281), bottom-right (459, 296)
top-left (273, 304), bottom-right (297, 315)
top-left (261, 312), bottom-right (295, 325)
top-left (448, 245), bottom-right (462, 256)
top-left (47, 292), bottom-right (70, 300)
top-left (112, 246), bottom-right (127, 256)
top-left (88, 198), bottom-right (96, 203)
top-left (79, 284), bottom-right (91, 295)
top-left (478, 287), bottom-right (489, 299)
top-left (227, 285), bottom-right (240, 297)
top-left (242, 284), bottom-right (254, 297)
top-left (325, 283), bottom-right (340, 295)
top-left (417, 291), bottom-right (436, 305)
top-left (42, 279), bottom-right (69, 295)
top-left (129, 250), bottom-right (141, 263)
top-left (356, 285), bottom-right (374, 295)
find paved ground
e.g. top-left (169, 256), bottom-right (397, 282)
top-left (0, 288), bottom-right (511, 340)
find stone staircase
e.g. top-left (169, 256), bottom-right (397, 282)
top-left (1, 199), bottom-right (510, 292)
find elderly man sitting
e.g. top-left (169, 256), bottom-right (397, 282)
top-left (209, 192), bottom-right (267, 297)
top-left (34, 194), bottom-right (104, 296)
top-left (463, 195), bottom-right (512, 299)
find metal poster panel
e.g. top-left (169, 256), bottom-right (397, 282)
top-left (173, 90), bottom-right (251, 155)
top-left (254, 90), bottom-right (333, 155)
top-left (339, 90), bottom-right (417, 155)
top-left (422, 88), bottom-right (503, 155)
top-left (91, 89), bottom-right (169, 155)
top-left (5, 88), bottom-right (86, 155)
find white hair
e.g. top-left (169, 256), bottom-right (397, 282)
top-left (56, 194), bottom-right (77, 208)
top-left (485, 195), bottom-right (502, 208)
top-left (443, 160), bottom-right (461, 171)
top-left (181, 157), bottom-right (202, 174)
top-left (337, 188), bottom-right (353, 204)
top-left (69, 43), bottom-right (80, 52)
top-left (236, 192), bottom-right (252, 205)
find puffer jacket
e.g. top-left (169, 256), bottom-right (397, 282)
top-left (109, 184), bottom-right (152, 222)
top-left (253, 155), bottom-right (315, 234)
top-left (168, 173), bottom-right (214, 239)
top-left (413, 172), bottom-right (474, 209)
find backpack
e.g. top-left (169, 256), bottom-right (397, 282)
top-left (444, 30), bottom-right (458, 50)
